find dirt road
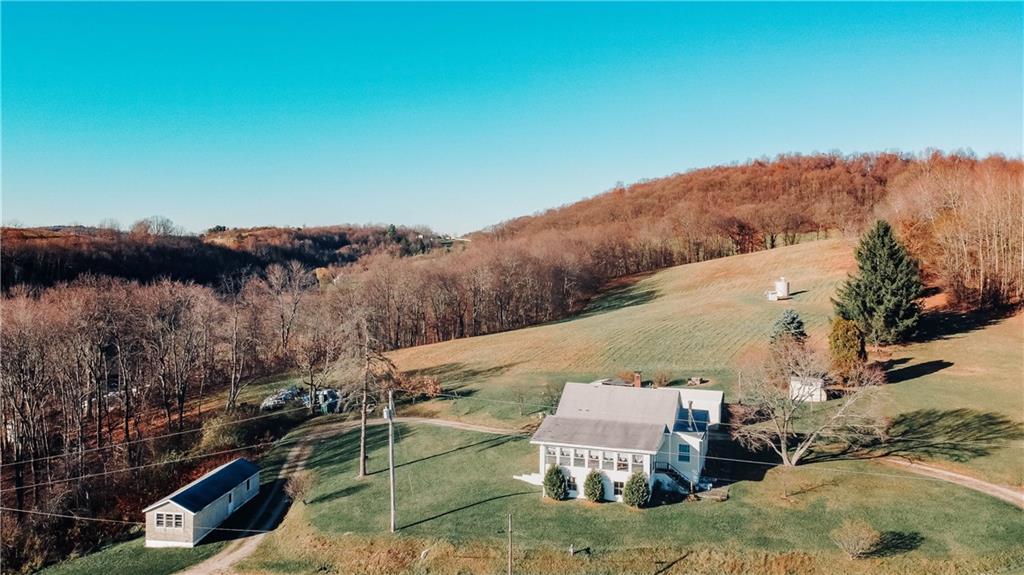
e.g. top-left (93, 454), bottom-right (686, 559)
top-left (883, 458), bottom-right (1024, 510)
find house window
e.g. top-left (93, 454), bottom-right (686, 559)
top-left (601, 451), bottom-right (615, 471)
top-left (559, 447), bottom-right (571, 466)
top-left (587, 450), bottom-right (600, 469)
top-left (616, 453), bottom-right (629, 471)
top-left (677, 443), bottom-right (691, 463)
top-left (566, 474), bottom-right (578, 492)
top-left (632, 454), bottom-right (644, 473)
top-left (573, 449), bottom-right (585, 467)
top-left (613, 481), bottom-right (624, 496)
top-left (545, 446), bottom-right (557, 465)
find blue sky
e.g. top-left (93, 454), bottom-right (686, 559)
top-left (2, 2), bottom-right (1021, 235)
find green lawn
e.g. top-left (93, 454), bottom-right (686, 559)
top-left (240, 422), bottom-right (1024, 574)
top-left (38, 538), bottom-right (227, 575)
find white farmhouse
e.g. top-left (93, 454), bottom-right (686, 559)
top-left (143, 458), bottom-right (260, 548)
top-left (516, 381), bottom-right (724, 501)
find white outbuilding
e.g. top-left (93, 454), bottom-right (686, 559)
top-left (143, 458), bottom-right (260, 548)
top-left (789, 376), bottom-right (827, 402)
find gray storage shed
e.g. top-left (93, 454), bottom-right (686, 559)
top-left (143, 458), bottom-right (260, 548)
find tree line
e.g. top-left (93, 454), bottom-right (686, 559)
top-left (0, 220), bottom-right (438, 291)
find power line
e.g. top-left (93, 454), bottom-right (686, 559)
top-left (1, 403), bottom-right (311, 469)
top-left (0, 440), bottom-right (277, 494)
top-left (0, 506), bottom-right (275, 535)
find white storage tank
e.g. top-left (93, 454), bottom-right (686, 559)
top-left (774, 277), bottom-right (790, 299)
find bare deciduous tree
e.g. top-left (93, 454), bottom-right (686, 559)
top-left (731, 343), bottom-right (883, 466)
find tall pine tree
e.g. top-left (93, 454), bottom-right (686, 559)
top-left (834, 220), bottom-right (922, 344)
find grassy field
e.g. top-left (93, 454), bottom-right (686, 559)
top-left (392, 238), bottom-right (1023, 486)
top-left (238, 422), bottom-right (1024, 575)
top-left (392, 238), bottom-right (859, 426)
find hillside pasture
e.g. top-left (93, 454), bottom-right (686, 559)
top-left (392, 238), bottom-right (858, 426)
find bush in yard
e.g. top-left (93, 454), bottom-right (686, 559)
top-left (285, 470), bottom-right (314, 505)
top-left (543, 465), bottom-right (568, 501)
top-left (829, 317), bottom-right (868, 383)
top-left (583, 469), bottom-right (605, 502)
top-left (652, 371), bottom-right (671, 388)
top-left (830, 519), bottom-right (881, 559)
top-left (622, 471), bottom-right (650, 508)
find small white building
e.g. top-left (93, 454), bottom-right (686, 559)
top-left (143, 458), bottom-right (260, 548)
top-left (789, 376), bottom-right (827, 402)
top-left (515, 381), bottom-right (724, 501)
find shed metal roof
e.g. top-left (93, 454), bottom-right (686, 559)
top-left (531, 416), bottom-right (665, 453)
top-left (143, 458), bottom-right (259, 514)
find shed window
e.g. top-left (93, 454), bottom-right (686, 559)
top-left (172, 514), bottom-right (182, 528)
top-left (156, 512), bottom-right (182, 529)
top-left (155, 513), bottom-right (164, 528)
top-left (246, 478), bottom-right (251, 490)
top-left (228, 493), bottom-right (233, 504)
top-left (677, 444), bottom-right (691, 463)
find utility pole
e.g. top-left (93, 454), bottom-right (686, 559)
top-left (385, 389), bottom-right (396, 533)
top-left (507, 513), bottom-right (513, 575)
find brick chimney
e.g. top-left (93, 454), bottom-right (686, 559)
top-left (632, 371), bottom-right (643, 388)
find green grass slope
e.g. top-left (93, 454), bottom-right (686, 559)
top-left (394, 238), bottom-right (858, 424)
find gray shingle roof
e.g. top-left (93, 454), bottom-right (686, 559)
top-left (531, 416), bottom-right (665, 453)
top-left (530, 382), bottom-right (723, 451)
top-left (144, 458), bottom-right (259, 514)
top-left (555, 383), bottom-right (681, 425)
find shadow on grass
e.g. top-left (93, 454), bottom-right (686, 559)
top-left (386, 435), bottom-right (520, 474)
top-left (580, 283), bottom-right (658, 317)
top-left (878, 358), bottom-right (954, 383)
top-left (871, 531), bottom-right (924, 557)
top-left (400, 491), bottom-right (535, 530)
top-left (402, 362), bottom-right (521, 384)
top-left (807, 408), bottom-right (1024, 464)
top-left (911, 306), bottom-right (1015, 344)
top-left (307, 482), bottom-right (370, 505)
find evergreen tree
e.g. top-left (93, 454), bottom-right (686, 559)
top-left (770, 309), bottom-right (807, 345)
top-left (543, 464), bottom-right (568, 501)
top-left (622, 471), bottom-right (650, 508)
top-left (835, 220), bottom-right (923, 344)
top-left (583, 469), bottom-right (605, 502)
top-left (829, 317), bottom-right (867, 382)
